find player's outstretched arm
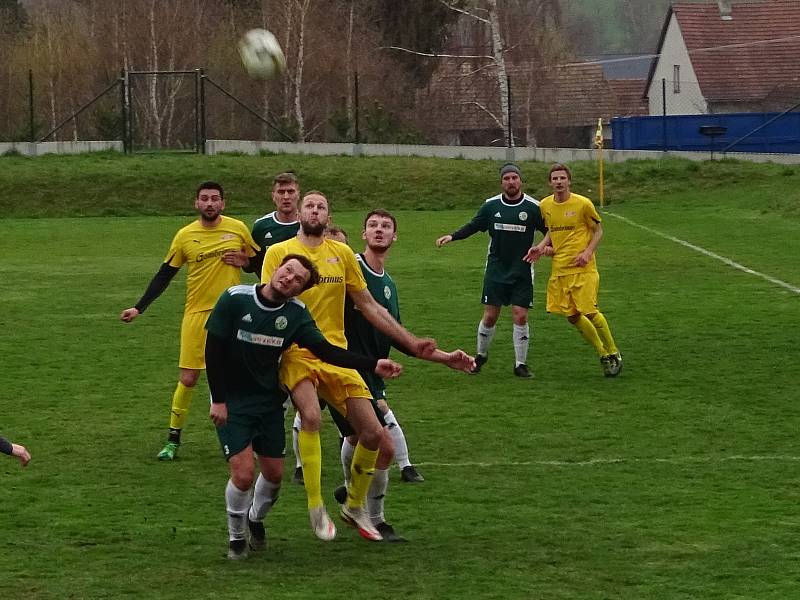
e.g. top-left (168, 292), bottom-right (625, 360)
top-left (12, 443), bottom-right (31, 467)
top-left (120, 263), bottom-right (180, 321)
top-left (435, 234), bottom-right (453, 247)
top-left (350, 288), bottom-right (437, 358)
top-left (1, 436), bottom-right (30, 467)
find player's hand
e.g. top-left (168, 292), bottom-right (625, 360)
top-left (120, 307), bottom-right (140, 322)
top-left (524, 246), bottom-right (542, 263)
top-left (11, 444), bottom-right (31, 467)
top-left (444, 349), bottom-right (476, 373)
top-left (222, 248), bottom-right (250, 268)
top-left (411, 337), bottom-right (438, 359)
top-left (209, 402), bottom-right (228, 427)
top-left (435, 235), bottom-right (452, 247)
top-left (375, 358), bottom-right (403, 379)
top-left (570, 250), bottom-right (592, 267)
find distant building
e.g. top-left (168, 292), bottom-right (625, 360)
top-left (645, 0), bottom-right (800, 115)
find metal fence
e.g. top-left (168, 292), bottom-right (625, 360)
top-left (2, 68), bottom-right (798, 154)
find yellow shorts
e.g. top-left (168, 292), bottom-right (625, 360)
top-left (279, 345), bottom-right (372, 414)
top-left (546, 271), bottom-right (599, 316)
top-left (179, 310), bottom-right (211, 370)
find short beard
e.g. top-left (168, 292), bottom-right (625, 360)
top-left (301, 221), bottom-right (326, 236)
top-left (200, 210), bottom-right (220, 223)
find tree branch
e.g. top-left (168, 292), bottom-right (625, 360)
top-left (381, 45), bottom-right (493, 61)
top-left (438, 0), bottom-right (489, 24)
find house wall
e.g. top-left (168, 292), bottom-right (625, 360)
top-left (647, 14), bottom-right (708, 116)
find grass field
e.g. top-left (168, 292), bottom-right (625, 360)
top-left (1, 154), bottom-right (799, 599)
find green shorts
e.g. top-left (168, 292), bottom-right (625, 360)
top-left (216, 407), bottom-right (286, 460)
top-left (481, 276), bottom-right (533, 308)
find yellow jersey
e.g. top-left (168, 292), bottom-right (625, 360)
top-left (262, 237), bottom-right (367, 347)
top-left (165, 216), bottom-right (259, 314)
top-left (539, 193), bottom-right (601, 276)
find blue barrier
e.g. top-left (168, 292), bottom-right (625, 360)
top-left (611, 112), bottom-right (800, 154)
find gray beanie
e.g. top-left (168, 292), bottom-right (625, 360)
top-left (500, 163), bottom-right (521, 177)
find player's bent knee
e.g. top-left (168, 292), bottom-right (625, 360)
top-left (378, 430), bottom-right (395, 462)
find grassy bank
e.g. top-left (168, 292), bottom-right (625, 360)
top-left (1, 151), bottom-right (798, 218)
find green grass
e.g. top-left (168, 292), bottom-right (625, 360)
top-left (1, 155), bottom-right (799, 598)
top-left (1, 151), bottom-right (799, 217)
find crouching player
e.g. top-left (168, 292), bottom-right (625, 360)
top-left (205, 254), bottom-right (402, 559)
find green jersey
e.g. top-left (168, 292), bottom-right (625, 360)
top-left (250, 212), bottom-right (300, 275)
top-left (344, 253), bottom-right (400, 395)
top-left (205, 284), bottom-right (325, 414)
top-left (452, 194), bottom-right (545, 284)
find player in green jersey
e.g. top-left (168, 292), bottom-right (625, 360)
top-left (206, 253), bottom-right (402, 559)
top-left (328, 209), bottom-right (474, 541)
top-left (246, 172), bottom-right (301, 276)
top-left (436, 164), bottom-right (546, 378)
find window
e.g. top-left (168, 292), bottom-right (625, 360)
top-left (673, 65), bottom-right (681, 93)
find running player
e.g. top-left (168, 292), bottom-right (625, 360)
top-left (525, 163), bottom-right (622, 376)
top-left (436, 163), bottom-right (546, 378)
top-left (120, 181), bottom-right (259, 460)
top-left (206, 254), bottom-right (401, 559)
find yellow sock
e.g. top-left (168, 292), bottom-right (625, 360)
top-left (588, 312), bottom-right (618, 355)
top-left (298, 430), bottom-right (323, 509)
top-left (168, 382), bottom-right (194, 430)
top-left (572, 315), bottom-right (606, 356)
top-left (346, 443), bottom-right (379, 509)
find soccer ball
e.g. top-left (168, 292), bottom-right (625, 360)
top-left (238, 29), bottom-right (286, 79)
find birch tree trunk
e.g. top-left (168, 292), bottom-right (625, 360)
top-left (293, 0), bottom-right (310, 141)
top-left (148, 0), bottom-right (162, 147)
top-left (486, 0), bottom-right (512, 146)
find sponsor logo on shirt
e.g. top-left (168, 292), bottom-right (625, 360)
top-left (493, 223), bottom-right (527, 232)
top-left (265, 232), bottom-right (273, 239)
top-left (242, 313), bottom-right (253, 323)
top-left (327, 257), bottom-right (340, 263)
top-left (494, 212), bottom-right (502, 217)
top-left (237, 329), bottom-right (284, 347)
top-left (319, 276), bottom-right (344, 284)
top-left (275, 316), bottom-right (288, 330)
top-left (222, 234), bottom-right (236, 240)
top-left (196, 248), bottom-right (234, 262)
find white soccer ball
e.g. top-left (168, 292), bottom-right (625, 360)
top-left (238, 29), bottom-right (286, 80)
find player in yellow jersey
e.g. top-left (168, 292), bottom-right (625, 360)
top-left (120, 182), bottom-right (259, 459)
top-left (524, 164), bottom-right (622, 377)
top-left (262, 192), bottom-right (474, 542)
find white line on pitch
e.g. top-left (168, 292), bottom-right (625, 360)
top-left (604, 212), bottom-right (800, 295)
top-left (419, 455), bottom-right (800, 468)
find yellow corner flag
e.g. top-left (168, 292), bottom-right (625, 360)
top-left (594, 117), bottom-right (604, 149)
top-left (595, 117), bottom-right (605, 207)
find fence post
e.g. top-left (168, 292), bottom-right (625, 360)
top-left (28, 70), bottom-right (35, 143)
top-left (353, 71), bottom-right (361, 156)
top-left (662, 78), bottom-right (667, 151)
top-left (121, 69), bottom-right (132, 154)
top-left (199, 68), bottom-right (206, 155)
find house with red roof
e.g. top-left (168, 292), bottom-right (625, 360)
top-left (645, 0), bottom-right (800, 115)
